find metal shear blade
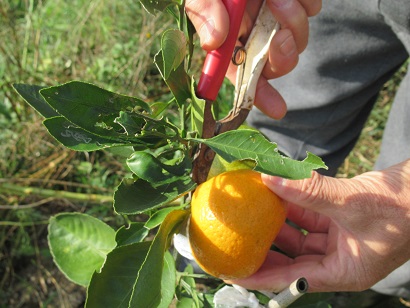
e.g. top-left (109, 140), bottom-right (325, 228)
top-left (231, 1), bottom-right (280, 121)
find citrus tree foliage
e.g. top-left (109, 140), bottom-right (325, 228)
top-left (13, 1), bottom-right (327, 307)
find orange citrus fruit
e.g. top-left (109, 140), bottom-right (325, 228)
top-left (188, 169), bottom-right (287, 280)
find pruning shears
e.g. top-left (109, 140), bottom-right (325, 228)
top-left (192, 0), bottom-right (280, 184)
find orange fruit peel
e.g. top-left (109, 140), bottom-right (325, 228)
top-left (188, 169), bottom-right (287, 280)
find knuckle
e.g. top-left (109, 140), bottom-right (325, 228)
top-left (297, 171), bottom-right (324, 204)
top-left (298, 0), bottom-right (322, 17)
top-left (185, 0), bottom-right (199, 10)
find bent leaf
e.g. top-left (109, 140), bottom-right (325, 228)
top-left (207, 153), bottom-right (256, 180)
top-left (145, 204), bottom-right (186, 229)
top-left (129, 210), bottom-right (188, 308)
top-left (155, 51), bottom-right (191, 107)
top-left (161, 29), bottom-right (186, 80)
top-left (48, 213), bottom-right (117, 287)
top-left (192, 129), bottom-right (327, 179)
top-left (13, 83), bottom-right (59, 118)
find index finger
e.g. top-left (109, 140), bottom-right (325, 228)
top-left (185, 0), bottom-right (229, 50)
top-left (225, 63), bottom-right (288, 119)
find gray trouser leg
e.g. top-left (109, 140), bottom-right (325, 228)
top-left (371, 261), bottom-right (410, 299)
top-left (247, 0), bottom-right (410, 297)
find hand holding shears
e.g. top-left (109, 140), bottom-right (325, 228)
top-left (192, 0), bottom-right (279, 183)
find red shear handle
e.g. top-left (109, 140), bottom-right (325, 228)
top-left (196, 0), bottom-right (247, 101)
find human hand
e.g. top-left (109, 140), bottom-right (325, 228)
top-left (185, 0), bottom-right (322, 119)
top-left (228, 160), bottom-right (410, 293)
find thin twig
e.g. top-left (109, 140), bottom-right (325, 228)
top-left (0, 220), bottom-right (49, 226)
top-left (0, 183), bottom-right (113, 204)
top-left (0, 178), bottom-right (112, 192)
top-left (0, 197), bottom-right (55, 210)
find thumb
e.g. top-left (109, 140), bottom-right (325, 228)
top-left (261, 172), bottom-right (353, 217)
top-left (185, 0), bottom-right (229, 50)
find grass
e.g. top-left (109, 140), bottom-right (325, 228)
top-left (0, 1), bottom-right (408, 307)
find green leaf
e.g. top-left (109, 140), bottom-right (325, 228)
top-left (157, 251), bottom-right (177, 308)
top-left (105, 146), bottom-right (135, 158)
top-left (161, 29), bottom-right (187, 79)
top-left (115, 111), bottom-right (179, 148)
top-left (177, 264), bottom-right (201, 307)
top-left (191, 129), bottom-right (328, 179)
top-left (115, 110), bottom-right (178, 138)
top-left (48, 213), bottom-right (117, 287)
top-left (139, 0), bottom-right (180, 15)
top-left (207, 154), bottom-right (256, 180)
top-left (87, 210), bottom-right (186, 308)
top-left (127, 151), bottom-right (170, 183)
top-left (38, 82), bottom-right (178, 149)
top-left (44, 116), bottom-right (125, 151)
top-left (176, 297), bottom-right (196, 308)
top-left (115, 222), bottom-right (149, 246)
top-left (181, 9), bottom-right (196, 69)
top-left (86, 241), bottom-right (152, 308)
top-left (129, 209), bottom-right (188, 307)
top-left (155, 51), bottom-right (191, 107)
top-left (113, 176), bottom-right (196, 215)
top-left (40, 81), bottom-right (150, 140)
top-left (180, 264), bottom-right (196, 289)
top-left (126, 151), bottom-right (189, 184)
top-left (190, 79), bottom-right (206, 136)
top-left (145, 204), bottom-right (185, 229)
top-left (150, 101), bottom-right (173, 118)
top-left (115, 111), bottom-right (148, 136)
top-left (13, 83), bottom-right (59, 118)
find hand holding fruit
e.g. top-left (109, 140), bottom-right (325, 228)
top-left (185, 0), bottom-right (322, 119)
top-left (230, 160), bottom-right (410, 294)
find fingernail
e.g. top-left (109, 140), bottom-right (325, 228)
top-left (270, 0), bottom-right (291, 8)
top-left (199, 18), bottom-right (215, 48)
top-left (279, 35), bottom-right (297, 57)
